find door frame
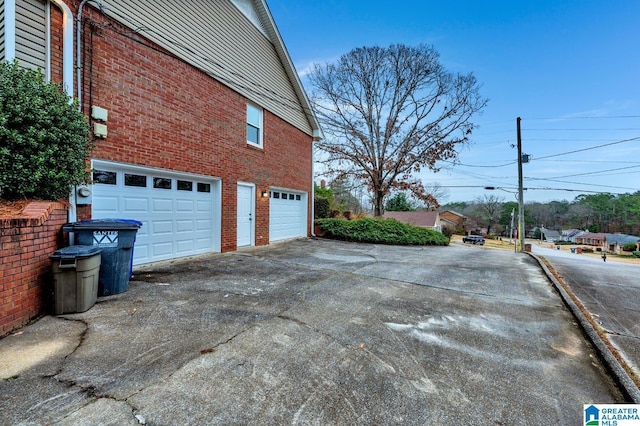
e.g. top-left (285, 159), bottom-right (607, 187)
top-left (236, 182), bottom-right (255, 247)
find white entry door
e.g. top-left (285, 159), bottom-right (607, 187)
top-left (237, 183), bottom-right (254, 247)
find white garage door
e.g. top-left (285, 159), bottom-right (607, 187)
top-left (91, 161), bottom-right (221, 265)
top-left (269, 189), bottom-right (307, 242)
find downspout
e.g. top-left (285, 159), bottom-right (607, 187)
top-left (4, 0), bottom-right (16, 61)
top-left (311, 140), bottom-right (315, 237)
top-left (49, 0), bottom-right (76, 222)
top-left (311, 129), bottom-right (322, 237)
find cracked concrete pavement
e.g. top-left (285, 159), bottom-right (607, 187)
top-left (0, 238), bottom-right (625, 425)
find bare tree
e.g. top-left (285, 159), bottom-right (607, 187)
top-left (423, 181), bottom-right (449, 210)
top-left (309, 44), bottom-right (487, 216)
top-left (473, 194), bottom-right (503, 235)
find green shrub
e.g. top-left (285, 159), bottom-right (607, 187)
top-left (315, 218), bottom-right (449, 246)
top-left (314, 196), bottom-right (331, 219)
top-left (0, 61), bottom-right (91, 200)
top-left (622, 242), bottom-right (637, 252)
top-left (633, 251), bottom-right (640, 258)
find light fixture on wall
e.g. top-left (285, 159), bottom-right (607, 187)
top-left (261, 190), bottom-right (269, 198)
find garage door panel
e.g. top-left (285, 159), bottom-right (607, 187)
top-left (124, 197), bottom-right (148, 212)
top-left (153, 242), bottom-right (173, 257)
top-left (176, 200), bottom-right (194, 211)
top-left (92, 162), bottom-right (218, 265)
top-left (152, 198), bottom-right (173, 212)
top-left (176, 239), bottom-right (194, 253)
top-left (196, 219), bottom-right (212, 231)
top-left (93, 195), bottom-right (119, 212)
top-left (269, 191), bottom-right (307, 242)
top-left (196, 237), bottom-right (212, 250)
top-left (152, 220), bottom-right (173, 234)
top-left (196, 200), bottom-right (212, 212)
top-left (176, 220), bottom-right (194, 232)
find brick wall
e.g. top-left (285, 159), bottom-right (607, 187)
top-left (72, 5), bottom-right (313, 252)
top-left (0, 202), bottom-right (67, 337)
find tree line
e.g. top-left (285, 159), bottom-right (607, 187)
top-left (443, 192), bottom-right (640, 236)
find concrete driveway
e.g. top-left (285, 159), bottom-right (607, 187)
top-left (0, 239), bottom-right (623, 425)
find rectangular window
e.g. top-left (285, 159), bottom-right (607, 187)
top-left (247, 103), bottom-right (263, 147)
top-left (125, 173), bottom-right (147, 187)
top-left (93, 170), bottom-right (116, 185)
top-left (153, 177), bottom-right (172, 189)
top-left (289, 194), bottom-right (295, 200)
top-left (197, 183), bottom-right (211, 193)
top-left (296, 194), bottom-right (301, 201)
top-left (177, 180), bottom-right (193, 191)
top-left (273, 192), bottom-right (280, 199)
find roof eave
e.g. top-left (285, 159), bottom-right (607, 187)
top-left (255, 0), bottom-right (322, 140)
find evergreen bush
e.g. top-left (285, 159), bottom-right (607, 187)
top-left (315, 218), bottom-right (449, 246)
top-left (0, 61), bottom-right (91, 200)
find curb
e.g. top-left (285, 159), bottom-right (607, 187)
top-left (528, 252), bottom-right (640, 403)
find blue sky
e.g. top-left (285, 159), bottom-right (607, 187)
top-left (268, 1), bottom-right (640, 204)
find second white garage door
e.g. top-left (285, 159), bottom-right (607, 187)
top-left (269, 189), bottom-right (307, 242)
top-left (91, 161), bottom-right (221, 265)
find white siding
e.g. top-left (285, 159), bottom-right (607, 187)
top-left (15, 0), bottom-right (45, 71)
top-left (98, 0), bottom-right (314, 136)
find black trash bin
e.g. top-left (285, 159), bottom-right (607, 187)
top-left (63, 219), bottom-right (142, 296)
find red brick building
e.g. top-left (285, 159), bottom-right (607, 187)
top-left (2, 0), bottom-right (320, 264)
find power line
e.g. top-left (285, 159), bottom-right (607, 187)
top-left (524, 177), bottom-right (637, 191)
top-left (525, 115), bottom-right (640, 120)
top-left (532, 136), bottom-right (640, 160)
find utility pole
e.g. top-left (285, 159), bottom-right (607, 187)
top-left (517, 117), bottom-right (525, 252)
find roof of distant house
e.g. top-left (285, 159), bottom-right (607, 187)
top-left (606, 233), bottom-right (640, 245)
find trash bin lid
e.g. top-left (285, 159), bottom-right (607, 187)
top-left (51, 245), bottom-right (102, 259)
top-left (62, 218), bottom-right (143, 231)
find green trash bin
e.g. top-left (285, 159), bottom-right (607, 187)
top-left (51, 245), bottom-right (102, 314)
top-left (63, 219), bottom-right (142, 296)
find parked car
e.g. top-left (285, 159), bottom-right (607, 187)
top-left (463, 235), bottom-right (485, 245)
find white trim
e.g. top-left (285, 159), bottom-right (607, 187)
top-left (44, 1), bottom-right (50, 81)
top-left (236, 182), bottom-right (256, 247)
top-left (4, 0), bottom-right (16, 61)
top-left (49, 0), bottom-right (73, 96)
top-left (246, 102), bottom-right (263, 148)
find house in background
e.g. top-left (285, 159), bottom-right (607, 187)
top-left (575, 233), bottom-right (606, 248)
top-left (605, 234), bottom-right (640, 254)
top-left (560, 229), bottom-right (586, 243)
top-left (1, 0), bottom-right (320, 265)
top-left (573, 233), bottom-right (640, 253)
top-left (439, 210), bottom-right (467, 233)
top-left (382, 211), bottom-right (442, 232)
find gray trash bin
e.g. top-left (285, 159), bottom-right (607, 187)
top-left (63, 219), bottom-right (142, 296)
top-left (51, 245), bottom-right (102, 314)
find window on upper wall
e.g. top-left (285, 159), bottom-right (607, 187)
top-left (247, 102), bottom-right (263, 147)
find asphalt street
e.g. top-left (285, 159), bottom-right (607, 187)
top-left (531, 244), bottom-right (640, 386)
top-left (0, 239), bottom-right (625, 425)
